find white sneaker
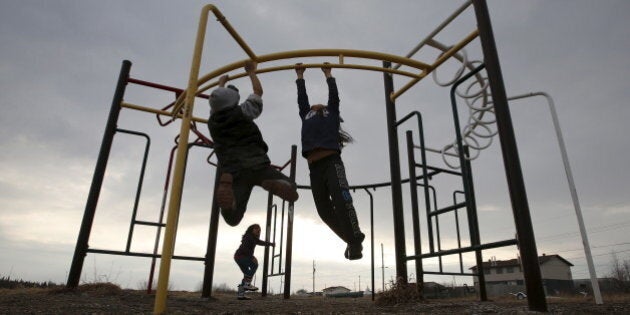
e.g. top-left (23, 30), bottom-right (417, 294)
top-left (242, 283), bottom-right (259, 291)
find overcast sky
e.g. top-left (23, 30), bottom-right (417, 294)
top-left (1, 0), bottom-right (629, 295)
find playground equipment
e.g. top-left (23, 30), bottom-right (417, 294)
top-left (66, 1), bottom-right (612, 313)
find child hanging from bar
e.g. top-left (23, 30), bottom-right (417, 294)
top-left (233, 223), bottom-right (274, 300)
top-left (294, 62), bottom-right (365, 260)
top-left (208, 60), bottom-right (299, 226)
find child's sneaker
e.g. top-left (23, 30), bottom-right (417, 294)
top-left (237, 284), bottom-right (251, 300)
top-left (347, 243), bottom-right (363, 260)
top-left (261, 179), bottom-right (299, 202)
top-left (242, 283), bottom-right (259, 291)
top-left (347, 232), bottom-right (365, 260)
top-left (217, 173), bottom-right (235, 210)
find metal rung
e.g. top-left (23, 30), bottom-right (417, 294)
top-left (430, 202), bottom-right (467, 216)
top-left (406, 239), bottom-right (518, 261)
top-left (268, 272), bottom-right (285, 277)
top-left (86, 248), bottom-right (205, 261)
top-left (416, 164), bottom-right (462, 176)
top-left (134, 220), bottom-right (166, 227)
top-left (422, 271), bottom-right (477, 276)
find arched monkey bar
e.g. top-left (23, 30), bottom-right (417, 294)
top-left (168, 3), bottom-right (479, 116)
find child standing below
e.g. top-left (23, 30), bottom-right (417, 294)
top-left (294, 63), bottom-right (365, 260)
top-left (233, 224), bottom-right (274, 300)
top-left (208, 60), bottom-right (299, 226)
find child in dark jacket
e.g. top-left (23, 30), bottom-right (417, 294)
top-left (234, 223), bottom-right (274, 300)
top-left (208, 61), bottom-right (299, 227)
top-left (294, 62), bottom-right (365, 260)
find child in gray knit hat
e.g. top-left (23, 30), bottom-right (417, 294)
top-left (208, 60), bottom-right (298, 227)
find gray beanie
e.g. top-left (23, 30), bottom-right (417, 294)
top-left (209, 86), bottom-right (240, 113)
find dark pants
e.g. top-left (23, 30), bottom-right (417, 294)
top-left (221, 165), bottom-right (293, 226)
top-left (235, 256), bottom-right (258, 282)
top-left (309, 154), bottom-right (362, 244)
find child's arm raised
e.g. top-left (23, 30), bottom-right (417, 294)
top-left (245, 60), bottom-right (262, 97)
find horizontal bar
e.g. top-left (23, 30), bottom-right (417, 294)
top-left (430, 202), bottom-right (467, 216)
top-left (134, 220), bottom-right (166, 227)
top-left (406, 239), bottom-right (518, 260)
top-left (419, 164), bottom-right (462, 176)
top-left (268, 272), bottom-right (286, 277)
top-left (86, 249), bottom-right (205, 261)
top-left (171, 48), bottom-right (435, 116)
top-left (128, 78), bottom-right (210, 99)
top-left (196, 62), bottom-right (422, 96)
top-left (298, 174), bottom-right (437, 191)
top-left (121, 102), bottom-right (208, 124)
top-left (416, 145), bottom-right (460, 157)
top-left (422, 271), bottom-right (477, 276)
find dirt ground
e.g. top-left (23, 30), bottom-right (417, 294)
top-left (1, 285), bottom-right (630, 314)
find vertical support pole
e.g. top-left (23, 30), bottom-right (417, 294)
top-left (383, 61), bottom-right (407, 283)
top-left (201, 168), bottom-right (222, 298)
top-left (154, 5), bottom-right (211, 314)
top-left (462, 146), bottom-right (487, 301)
top-left (148, 146), bottom-right (178, 294)
top-left (283, 145), bottom-right (298, 299)
top-left (472, 0), bottom-right (547, 311)
top-left (364, 188), bottom-right (375, 301)
top-left (405, 131), bottom-right (423, 292)
top-left (124, 131), bottom-right (151, 253)
top-left (262, 191), bottom-right (274, 297)
top-left (67, 60), bottom-right (131, 289)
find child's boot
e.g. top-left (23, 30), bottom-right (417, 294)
top-left (347, 232), bottom-right (365, 260)
top-left (217, 173), bottom-right (235, 210)
top-left (261, 179), bottom-right (299, 202)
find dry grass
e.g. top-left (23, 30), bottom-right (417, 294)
top-left (47, 282), bottom-right (123, 296)
top-left (375, 281), bottom-right (424, 306)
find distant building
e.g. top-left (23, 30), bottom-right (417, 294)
top-left (423, 281), bottom-right (448, 299)
top-left (469, 254), bottom-right (574, 296)
top-left (322, 286), bottom-right (351, 297)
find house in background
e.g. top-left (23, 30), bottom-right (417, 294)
top-left (322, 286), bottom-right (350, 297)
top-left (469, 254), bottom-right (574, 296)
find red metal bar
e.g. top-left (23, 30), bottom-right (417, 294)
top-left (128, 77), bottom-right (210, 99)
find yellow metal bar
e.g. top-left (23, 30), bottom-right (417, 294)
top-left (153, 4), bottom-right (213, 315)
top-left (196, 63), bottom-right (421, 95)
top-left (170, 93), bottom-right (186, 118)
top-left (390, 29), bottom-right (479, 101)
top-left (429, 29), bottom-right (480, 73)
top-left (171, 50), bottom-right (433, 116)
top-left (170, 4), bottom-right (258, 117)
top-left (209, 6), bottom-right (257, 60)
top-left (198, 49), bottom-right (431, 85)
top-left (121, 102), bottom-right (208, 124)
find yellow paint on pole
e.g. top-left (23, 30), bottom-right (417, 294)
top-left (390, 29), bottom-right (479, 101)
top-left (153, 4), bottom-right (218, 315)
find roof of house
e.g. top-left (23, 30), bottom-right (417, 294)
top-left (469, 254), bottom-right (573, 270)
top-left (322, 286), bottom-right (350, 292)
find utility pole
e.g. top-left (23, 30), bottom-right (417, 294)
top-left (359, 275), bottom-right (361, 292)
top-left (312, 260), bottom-right (315, 295)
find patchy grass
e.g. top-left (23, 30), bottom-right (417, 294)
top-left (375, 281), bottom-right (424, 306)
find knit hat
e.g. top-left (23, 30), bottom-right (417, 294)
top-left (209, 86), bottom-right (240, 113)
